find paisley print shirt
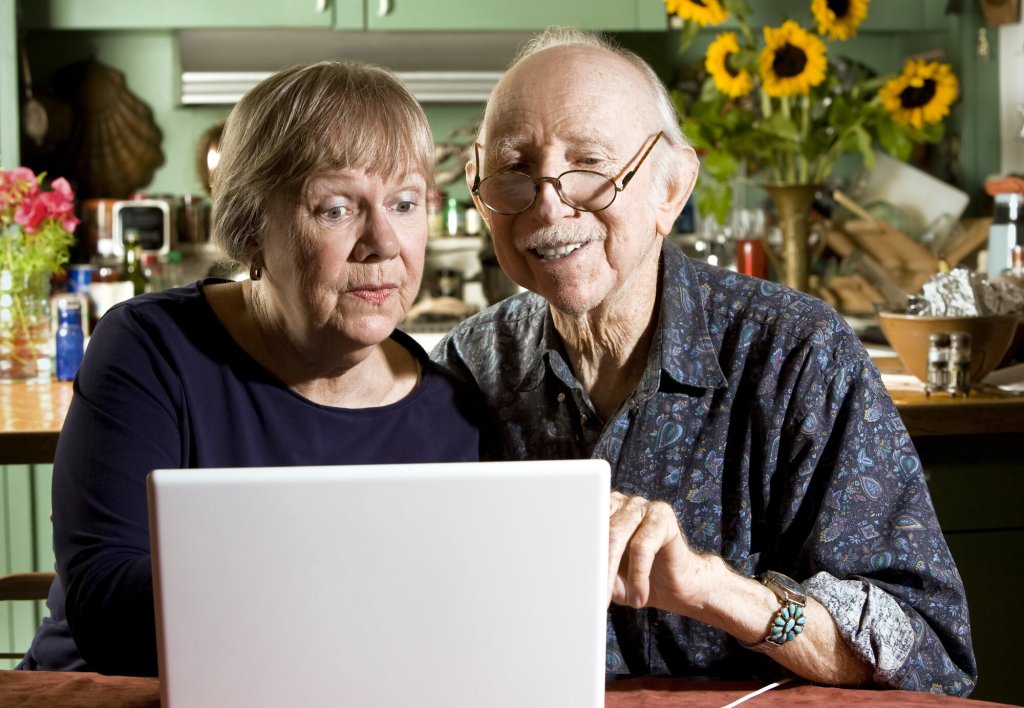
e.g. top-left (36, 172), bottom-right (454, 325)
top-left (432, 240), bottom-right (976, 696)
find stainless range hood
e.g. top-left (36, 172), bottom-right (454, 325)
top-left (178, 29), bottom-right (528, 104)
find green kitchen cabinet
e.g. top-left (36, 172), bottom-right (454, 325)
top-left (355, 0), bottom-right (666, 31)
top-left (731, 0), bottom-right (949, 32)
top-left (23, 0), bottom-right (666, 32)
top-left (0, 464), bottom-right (54, 669)
top-left (21, 0), bottom-right (335, 30)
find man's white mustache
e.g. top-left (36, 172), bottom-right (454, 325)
top-left (519, 223), bottom-right (608, 251)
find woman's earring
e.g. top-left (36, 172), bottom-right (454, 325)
top-left (249, 262), bottom-right (262, 281)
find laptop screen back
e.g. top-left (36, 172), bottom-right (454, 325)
top-left (148, 460), bottom-right (610, 708)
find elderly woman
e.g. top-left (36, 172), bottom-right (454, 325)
top-left (19, 61), bottom-right (479, 676)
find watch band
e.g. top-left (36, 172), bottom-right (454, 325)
top-left (742, 571), bottom-right (808, 651)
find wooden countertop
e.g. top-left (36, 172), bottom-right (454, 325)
top-left (0, 380), bottom-right (74, 464)
top-left (873, 355), bottom-right (1024, 436)
top-left (1, 359), bottom-right (1022, 464)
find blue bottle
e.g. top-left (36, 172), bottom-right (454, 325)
top-left (55, 297), bottom-right (85, 381)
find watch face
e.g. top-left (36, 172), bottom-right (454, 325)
top-left (765, 571), bottom-right (805, 598)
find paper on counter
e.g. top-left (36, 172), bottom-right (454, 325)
top-left (982, 362), bottom-right (1024, 392)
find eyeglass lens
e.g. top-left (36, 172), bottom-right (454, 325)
top-left (478, 171), bottom-right (617, 215)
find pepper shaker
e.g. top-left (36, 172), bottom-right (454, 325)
top-left (946, 331), bottom-right (972, 396)
top-left (924, 332), bottom-right (950, 396)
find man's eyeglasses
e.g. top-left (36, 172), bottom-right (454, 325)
top-left (471, 131), bottom-right (664, 216)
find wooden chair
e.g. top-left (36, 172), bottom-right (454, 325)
top-left (0, 571), bottom-right (55, 660)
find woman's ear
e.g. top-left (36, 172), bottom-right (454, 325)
top-left (656, 146), bottom-right (700, 237)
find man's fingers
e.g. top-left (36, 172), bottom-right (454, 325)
top-left (608, 495), bottom-right (680, 608)
top-left (607, 494), bottom-right (647, 604)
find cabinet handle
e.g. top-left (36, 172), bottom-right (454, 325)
top-left (316, 0), bottom-right (328, 12)
top-left (378, 0), bottom-right (391, 16)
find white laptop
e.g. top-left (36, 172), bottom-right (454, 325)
top-left (147, 460), bottom-right (611, 708)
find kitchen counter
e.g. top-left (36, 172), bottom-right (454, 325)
top-left (2, 359), bottom-right (1023, 465)
top-left (873, 354), bottom-right (1024, 436)
top-left (0, 380), bottom-right (74, 464)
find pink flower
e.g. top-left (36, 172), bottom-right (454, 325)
top-left (50, 177), bottom-right (74, 201)
top-left (0, 167), bottom-right (38, 211)
top-left (3, 169), bottom-right (78, 234)
top-left (14, 196), bottom-right (49, 233)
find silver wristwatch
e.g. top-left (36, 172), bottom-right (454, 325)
top-left (743, 570), bottom-right (808, 651)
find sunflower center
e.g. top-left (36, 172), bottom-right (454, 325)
top-left (773, 44), bottom-right (808, 79)
top-left (724, 53), bottom-right (742, 78)
top-left (827, 0), bottom-right (850, 18)
top-left (900, 80), bottom-right (937, 108)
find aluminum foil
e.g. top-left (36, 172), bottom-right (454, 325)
top-left (911, 268), bottom-right (1024, 316)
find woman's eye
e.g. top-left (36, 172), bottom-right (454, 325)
top-left (317, 203), bottom-right (351, 221)
top-left (394, 200), bottom-right (417, 214)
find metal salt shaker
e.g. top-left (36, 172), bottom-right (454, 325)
top-left (924, 332), bottom-right (950, 396)
top-left (945, 331), bottom-right (972, 396)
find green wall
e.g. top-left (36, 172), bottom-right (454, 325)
top-left (21, 30), bottom-right (483, 199)
top-left (17, 1), bottom-right (1001, 209)
top-left (0, 464), bottom-right (53, 668)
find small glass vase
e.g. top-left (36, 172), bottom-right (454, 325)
top-left (0, 269), bottom-right (53, 382)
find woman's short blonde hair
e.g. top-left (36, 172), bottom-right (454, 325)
top-left (211, 61), bottom-right (435, 267)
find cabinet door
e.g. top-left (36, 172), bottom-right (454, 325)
top-left (362, 0), bottom-right (666, 31)
top-left (23, 0), bottom-right (334, 30)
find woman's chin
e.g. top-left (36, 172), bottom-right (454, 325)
top-left (338, 313), bottom-right (404, 348)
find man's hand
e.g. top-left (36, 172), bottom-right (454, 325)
top-left (608, 491), bottom-right (708, 613)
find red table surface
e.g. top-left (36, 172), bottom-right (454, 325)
top-left (0, 672), bottom-right (1017, 708)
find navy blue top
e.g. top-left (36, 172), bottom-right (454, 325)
top-left (20, 280), bottom-right (480, 676)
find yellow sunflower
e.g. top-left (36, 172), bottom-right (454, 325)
top-left (759, 21), bottom-right (828, 98)
top-left (705, 32), bottom-right (754, 98)
top-left (879, 59), bottom-right (959, 129)
top-left (665, 0), bottom-right (729, 27)
top-left (811, 0), bottom-right (870, 41)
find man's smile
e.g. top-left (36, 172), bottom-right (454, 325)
top-left (533, 242), bottom-right (585, 260)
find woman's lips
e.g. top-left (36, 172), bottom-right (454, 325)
top-left (349, 286), bottom-right (397, 303)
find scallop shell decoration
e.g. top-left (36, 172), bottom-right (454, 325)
top-left (57, 60), bottom-right (164, 199)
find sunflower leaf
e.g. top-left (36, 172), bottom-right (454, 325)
top-left (676, 22), bottom-right (702, 55)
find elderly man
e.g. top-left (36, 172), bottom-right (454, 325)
top-left (433, 28), bottom-right (976, 694)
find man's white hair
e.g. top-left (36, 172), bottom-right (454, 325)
top-left (513, 28), bottom-right (687, 146)
top-left (497, 27), bottom-right (691, 200)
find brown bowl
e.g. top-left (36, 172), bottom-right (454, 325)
top-left (876, 312), bottom-right (1020, 383)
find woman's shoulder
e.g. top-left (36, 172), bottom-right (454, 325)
top-left (85, 279), bottom-right (233, 368)
top-left (98, 279), bottom-right (222, 328)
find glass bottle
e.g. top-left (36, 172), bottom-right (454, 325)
top-left (55, 296), bottom-right (85, 381)
top-left (165, 250), bottom-right (185, 288)
top-left (445, 197), bottom-right (462, 237)
top-left (987, 193), bottom-right (1022, 279)
top-left (120, 230), bottom-right (150, 296)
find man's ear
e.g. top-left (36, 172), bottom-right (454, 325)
top-left (656, 146), bottom-right (700, 236)
top-left (465, 157), bottom-right (494, 233)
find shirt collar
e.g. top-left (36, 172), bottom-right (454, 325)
top-left (525, 239), bottom-right (727, 395)
top-left (653, 240), bottom-right (728, 391)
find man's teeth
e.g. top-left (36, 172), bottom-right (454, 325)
top-left (534, 243), bottom-right (583, 260)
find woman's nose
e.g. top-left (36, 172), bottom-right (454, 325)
top-left (353, 210), bottom-right (401, 262)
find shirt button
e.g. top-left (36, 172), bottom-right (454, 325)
top-left (580, 414), bottom-right (588, 425)
top-left (557, 393), bottom-right (566, 403)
